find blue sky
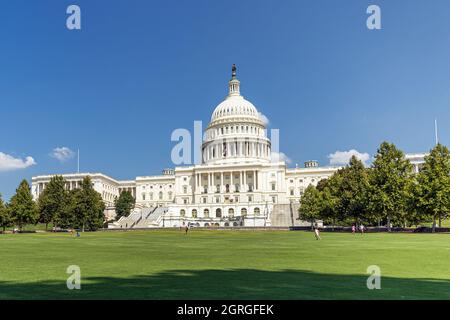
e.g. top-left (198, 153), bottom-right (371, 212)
top-left (1, 0), bottom-right (450, 200)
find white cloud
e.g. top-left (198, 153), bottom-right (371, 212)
top-left (271, 151), bottom-right (292, 164)
top-left (51, 147), bottom-right (75, 162)
top-left (328, 149), bottom-right (370, 166)
top-left (259, 112), bottom-right (269, 126)
top-left (0, 152), bottom-right (36, 172)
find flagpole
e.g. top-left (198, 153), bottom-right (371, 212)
top-left (77, 149), bottom-right (80, 173)
top-left (435, 119), bottom-right (439, 146)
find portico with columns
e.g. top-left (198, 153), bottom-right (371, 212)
top-left (162, 65), bottom-right (290, 226)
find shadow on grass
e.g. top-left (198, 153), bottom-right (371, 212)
top-left (1, 269), bottom-right (449, 300)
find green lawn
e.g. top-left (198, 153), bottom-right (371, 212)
top-left (0, 230), bottom-right (449, 300)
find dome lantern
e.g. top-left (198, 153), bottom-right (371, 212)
top-left (228, 64), bottom-right (240, 97)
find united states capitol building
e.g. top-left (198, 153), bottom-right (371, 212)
top-left (31, 66), bottom-right (426, 228)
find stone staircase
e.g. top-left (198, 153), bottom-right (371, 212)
top-left (108, 206), bottom-right (169, 229)
top-left (134, 207), bottom-right (168, 228)
top-left (270, 203), bottom-right (310, 227)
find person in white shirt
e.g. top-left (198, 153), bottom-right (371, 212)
top-left (314, 227), bottom-right (321, 240)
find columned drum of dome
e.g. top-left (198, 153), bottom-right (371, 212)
top-left (202, 65), bottom-right (271, 165)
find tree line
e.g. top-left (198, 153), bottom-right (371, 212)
top-left (299, 142), bottom-right (450, 232)
top-left (0, 176), bottom-right (135, 232)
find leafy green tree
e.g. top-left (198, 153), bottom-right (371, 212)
top-left (315, 177), bottom-right (339, 226)
top-left (70, 177), bottom-right (105, 231)
top-left (0, 194), bottom-right (11, 232)
top-left (299, 185), bottom-right (323, 228)
top-left (9, 180), bottom-right (38, 231)
top-left (415, 144), bottom-right (450, 232)
top-left (367, 142), bottom-right (413, 231)
top-left (403, 176), bottom-right (423, 227)
top-left (56, 189), bottom-right (77, 229)
top-left (37, 175), bottom-right (69, 230)
top-left (114, 191), bottom-right (135, 220)
top-left (334, 156), bottom-right (370, 224)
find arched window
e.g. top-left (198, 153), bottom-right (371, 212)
top-left (192, 209), bottom-right (197, 218)
top-left (180, 209), bottom-right (186, 217)
top-left (254, 207), bottom-right (260, 215)
top-left (216, 208), bottom-right (222, 218)
top-left (241, 208), bottom-right (247, 217)
top-left (228, 208), bottom-right (234, 217)
top-left (204, 209), bottom-right (209, 218)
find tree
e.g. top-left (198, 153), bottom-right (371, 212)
top-left (0, 194), bottom-right (11, 232)
top-left (57, 189), bottom-right (77, 229)
top-left (334, 156), bottom-right (370, 224)
top-left (114, 191), bottom-right (135, 220)
top-left (403, 176), bottom-right (423, 227)
top-left (9, 180), bottom-right (38, 231)
top-left (315, 177), bottom-right (340, 226)
top-left (37, 175), bottom-right (69, 230)
top-left (415, 143), bottom-right (450, 232)
top-left (70, 177), bottom-right (105, 231)
top-left (367, 142), bottom-right (413, 231)
top-left (299, 185), bottom-right (323, 228)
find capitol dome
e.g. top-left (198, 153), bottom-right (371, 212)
top-left (201, 65), bottom-right (271, 165)
top-left (211, 95), bottom-right (261, 123)
top-left (209, 65), bottom-right (264, 126)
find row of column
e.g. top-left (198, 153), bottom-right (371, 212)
top-left (204, 141), bottom-right (270, 161)
top-left (119, 187), bottom-right (136, 198)
top-left (66, 181), bottom-right (81, 190)
top-left (194, 170), bottom-right (259, 193)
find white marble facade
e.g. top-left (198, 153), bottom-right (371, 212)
top-left (31, 66), bottom-right (426, 227)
